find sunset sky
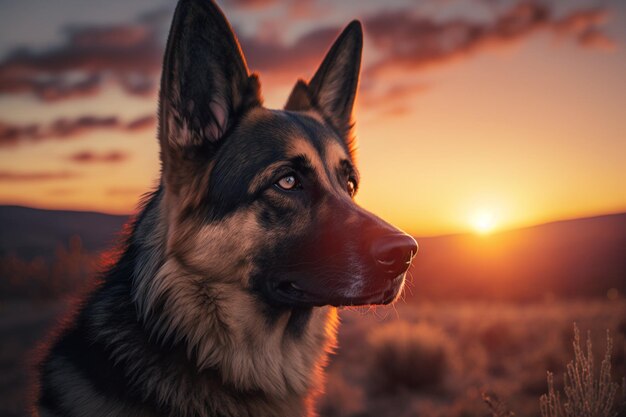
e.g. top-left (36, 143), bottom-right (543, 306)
top-left (0, 0), bottom-right (624, 236)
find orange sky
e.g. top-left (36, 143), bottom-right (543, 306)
top-left (0, 0), bottom-right (625, 236)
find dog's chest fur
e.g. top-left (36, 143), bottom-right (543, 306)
top-left (37, 194), bottom-right (337, 417)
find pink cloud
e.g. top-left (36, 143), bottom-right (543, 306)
top-left (68, 150), bottom-right (128, 164)
top-left (0, 114), bottom-right (155, 147)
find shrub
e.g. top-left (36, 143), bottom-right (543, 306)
top-left (318, 368), bottom-right (364, 417)
top-left (482, 392), bottom-right (515, 417)
top-left (540, 324), bottom-right (621, 417)
top-left (366, 321), bottom-right (452, 395)
top-left (0, 236), bottom-right (97, 300)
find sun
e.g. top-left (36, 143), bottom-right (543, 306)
top-left (471, 210), bottom-right (497, 234)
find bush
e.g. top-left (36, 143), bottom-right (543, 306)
top-left (318, 369), bottom-right (364, 417)
top-left (540, 324), bottom-right (622, 417)
top-left (366, 321), bottom-right (452, 395)
top-left (0, 236), bottom-right (97, 300)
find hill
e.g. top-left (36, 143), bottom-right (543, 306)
top-left (0, 205), bottom-right (127, 260)
top-left (0, 205), bottom-right (624, 300)
top-left (409, 213), bottom-right (626, 300)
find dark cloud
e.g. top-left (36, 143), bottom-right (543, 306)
top-left (48, 116), bottom-right (119, 138)
top-left (364, 3), bottom-right (614, 76)
top-left (225, 0), bottom-right (324, 19)
top-left (0, 74), bottom-right (103, 102)
top-left (237, 2), bottom-right (613, 111)
top-left (126, 114), bottom-right (157, 131)
top-left (225, 0), bottom-right (277, 7)
top-left (0, 2), bottom-right (335, 102)
top-left (0, 114), bottom-right (155, 147)
top-left (575, 27), bottom-right (615, 50)
top-left (240, 26), bottom-right (339, 78)
top-left (0, 8), bottom-right (169, 101)
top-left (0, 170), bottom-right (79, 181)
top-left (68, 150), bottom-right (128, 164)
top-left (0, 1), bottom-right (613, 115)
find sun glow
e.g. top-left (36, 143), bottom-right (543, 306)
top-left (472, 210), bottom-right (497, 234)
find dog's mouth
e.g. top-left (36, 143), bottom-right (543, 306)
top-left (266, 274), bottom-right (406, 308)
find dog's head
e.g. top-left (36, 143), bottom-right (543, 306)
top-left (156, 0), bottom-right (417, 310)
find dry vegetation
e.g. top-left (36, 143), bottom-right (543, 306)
top-left (540, 325), bottom-right (621, 417)
top-left (0, 245), bottom-right (624, 417)
top-left (0, 236), bottom-right (97, 301)
top-left (320, 301), bottom-right (626, 417)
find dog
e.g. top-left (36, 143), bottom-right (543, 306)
top-left (35, 0), bottom-right (417, 416)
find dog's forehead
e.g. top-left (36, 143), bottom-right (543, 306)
top-left (236, 108), bottom-right (350, 165)
top-left (207, 107), bottom-right (353, 219)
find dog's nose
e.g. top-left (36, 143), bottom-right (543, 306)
top-left (370, 234), bottom-right (418, 277)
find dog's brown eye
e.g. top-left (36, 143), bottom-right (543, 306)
top-left (276, 175), bottom-right (299, 191)
top-left (347, 179), bottom-right (357, 197)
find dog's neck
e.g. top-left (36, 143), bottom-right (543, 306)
top-left (120, 188), bottom-right (338, 416)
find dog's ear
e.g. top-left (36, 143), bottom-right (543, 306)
top-left (159, 0), bottom-right (261, 185)
top-left (285, 20), bottom-right (362, 140)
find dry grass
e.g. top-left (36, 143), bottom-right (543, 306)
top-left (0, 283), bottom-right (624, 417)
top-left (322, 300), bottom-right (626, 417)
top-left (366, 321), bottom-right (452, 395)
top-left (0, 237), bottom-right (97, 300)
top-left (483, 392), bottom-right (515, 417)
top-left (540, 325), bottom-right (621, 417)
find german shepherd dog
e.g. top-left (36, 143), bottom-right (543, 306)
top-left (36, 0), bottom-right (417, 416)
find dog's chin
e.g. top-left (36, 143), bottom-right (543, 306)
top-left (264, 274), bottom-right (406, 308)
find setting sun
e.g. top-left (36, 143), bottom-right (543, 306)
top-left (472, 210), bottom-right (497, 234)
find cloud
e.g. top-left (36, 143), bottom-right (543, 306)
top-left (126, 114), bottom-right (157, 131)
top-left (0, 170), bottom-right (79, 181)
top-left (359, 82), bottom-right (429, 111)
top-left (0, 1), bottom-right (613, 115)
top-left (0, 114), bottom-right (155, 147)
top-left (240, 26), bottom-right (340, 78)
top-left (225, 0), bottom-right (325, 19)
top-left (0, 8), bottom-right (169, 101)
top-left (0, 2), bottom-right (335, 101)
top-left (225, 0), bottom-right (277, 7)
top-left (363, 3), bottom-right (615, 76)
top-left (575, 27), bottom-right (615, 51)
top-left (67, 150), bottom-right (128, 164)
top-left (236, 2), bottom-right (614, 111)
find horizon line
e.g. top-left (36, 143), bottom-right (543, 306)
top-left (1, 203), bottom-right (625, 239)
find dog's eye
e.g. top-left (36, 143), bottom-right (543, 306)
top-left (275, 174), bottom-right (300, 191)
top-left (347, 178), bottom-right (357, 197)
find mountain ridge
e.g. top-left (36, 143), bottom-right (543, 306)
top-left (1, 205), bottom-right (624, 300)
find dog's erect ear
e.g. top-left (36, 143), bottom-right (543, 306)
top-left (285, 20), bottom-right (362, 140)
top-left (159, 0), bottom-right (261, 180)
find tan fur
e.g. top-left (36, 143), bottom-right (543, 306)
top-left (324, 141), bottom-right (350, 171)
top-left (247, 161), bottom-right (288, 195)
top-left (131, 187), bottom-right (338, 415)
top-left (285, 138), bottom-right (333, 189)
top-left (285, 80), bottom-right (311, 111)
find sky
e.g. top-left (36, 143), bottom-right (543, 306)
top-left (0, 0), bottom-right (624, 236)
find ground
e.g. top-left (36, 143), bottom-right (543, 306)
top-left (1, 298), bottom-right (624, 417)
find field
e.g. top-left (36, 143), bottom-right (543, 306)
top-left (1, 207), bottom-right (624, 416)
top-left (321, 300), bottom-right (625, 417)
top-left (1, 296), bottom-right (624, 417)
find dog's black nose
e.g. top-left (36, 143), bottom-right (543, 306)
top-left (371, 234), bottom-right (418, 277)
